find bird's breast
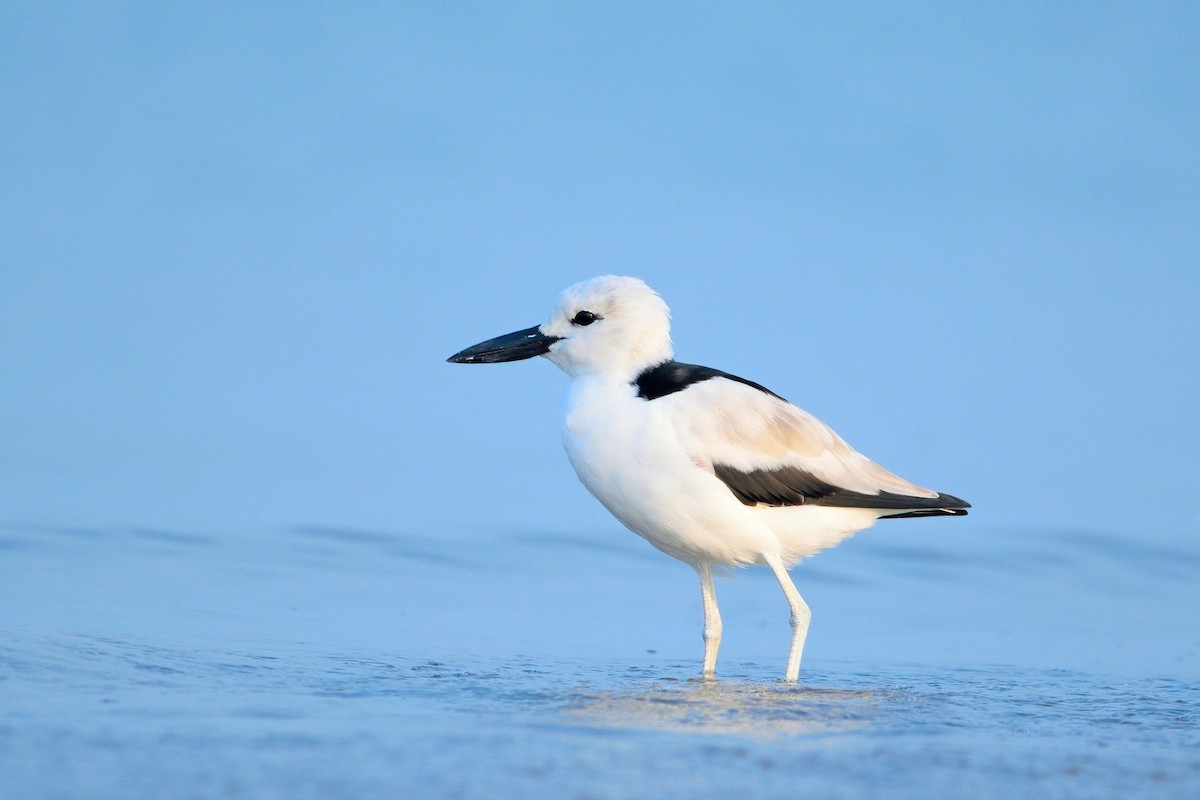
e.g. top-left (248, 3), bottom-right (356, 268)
top-left (562, 385), bottom-right (673, 508)
top-left (559, 380), bottom-right (774, 565)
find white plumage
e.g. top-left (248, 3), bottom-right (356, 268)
top-left (449, 275), bottom-right (968, 682)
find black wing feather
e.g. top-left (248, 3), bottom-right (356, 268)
top-left (713, 464), bottom-right (970, 518)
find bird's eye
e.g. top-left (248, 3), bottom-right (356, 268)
top-left (572, 310), bottom-right (600, 326)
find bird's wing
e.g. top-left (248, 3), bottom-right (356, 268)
top-left (662, 376), bottom-right (967, 513)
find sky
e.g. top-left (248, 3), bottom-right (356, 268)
top-left (2, 2), bottom-right (1197, 549)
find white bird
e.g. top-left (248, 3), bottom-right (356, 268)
top-left (448, 275), bottom-right (968, 682)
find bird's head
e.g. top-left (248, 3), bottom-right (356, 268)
top-left (447, 275), bottom-right (673, 378)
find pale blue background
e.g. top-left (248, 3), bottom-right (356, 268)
top-left (3, 3), bottom-right (1197, 544)
top-left (3, 6), bottom-right (1200, 798)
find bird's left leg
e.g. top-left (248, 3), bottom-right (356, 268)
top-left (696, 561), bottom-right (722, 679)
top-left (763, 553), bottom-right (811, 683)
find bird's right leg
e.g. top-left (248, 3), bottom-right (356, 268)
top-left (764, 553), bottom-right (812, 683)
top-left (697, 561), bottom-right (722, 679)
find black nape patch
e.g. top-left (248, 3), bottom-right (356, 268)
top-left (712, 463), bottom-right (970, 516)
top-left (634, 361), bottom-right (784, 401)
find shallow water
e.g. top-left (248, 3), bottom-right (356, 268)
top-left (2, 523), bottom-right (1197, 798)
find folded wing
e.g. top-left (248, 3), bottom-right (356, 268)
top-left (662, 376), bottom-right (970, 518)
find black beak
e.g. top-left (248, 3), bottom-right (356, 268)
top-left (446, 325), bottom-right (562, 364)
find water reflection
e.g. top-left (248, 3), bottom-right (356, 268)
top-left (564, 679), bottom-right (880, 737)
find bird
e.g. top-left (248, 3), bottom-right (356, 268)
top-left (447, 275), bottom-right (969, 682)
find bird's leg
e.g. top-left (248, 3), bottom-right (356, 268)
top-left (763, 553), bottom-right (812, 683)
top-left (696, 561), bottom-right (722, 679)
